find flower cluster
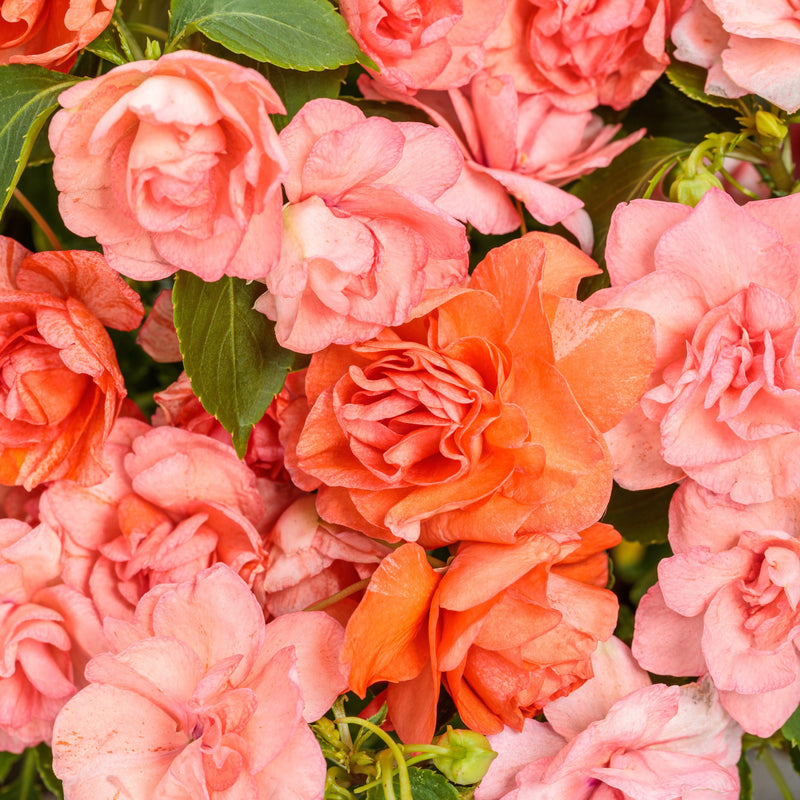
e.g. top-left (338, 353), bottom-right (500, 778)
top-left (3, 0), bottom-right (800, 798)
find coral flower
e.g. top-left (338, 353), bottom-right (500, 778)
top-left (342, 523), bottom-right (621, 743)
top-left (287, 233), bottom-right (655, 547)
top-left (52, 564), bottom-right (348, 800)
top-left (0, 238), bottom-right (143, 490)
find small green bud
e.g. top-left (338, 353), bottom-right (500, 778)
top-left (755, 109), bottom-right (788, 141)
top-left (432, 727), bottom-right (498, 785)
top-left (145, 38), bottom-right (162, 60)
top-left (668, 166), bottom-right (724, 206)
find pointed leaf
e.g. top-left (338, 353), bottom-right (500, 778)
top-left (263, 63), bottom-right (347, 131)
top-left (365, 767), bottom-right (460, 800)
top-left (172, 271), bottom-right (295, 457)
top-left (738, 751), bottom-right (753, 800)
top-left (0, 65), bottom-right (82, 217)
top-left (83, 26), bottom-right (129, 66)
top-left (782, 703), bottom-right (800, 747)
top-left (33, 745), bottom-right (63, 800)
top-left (602, 483), bottom-right (677, 545)
top-left (167, 0), bottom-right (367, 70)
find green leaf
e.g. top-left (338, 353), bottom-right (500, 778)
top-left (738, 751), bottom-right (753, 800)
top-left (666, 60), bottom-right (745, 111)
top-left (788, 745), bottom-right (800, 779)
top-left (0, 752), bottom-right (22, 784)
top-left (365, 767), bottom-right (460, 800)
top-left (0, 65), bottom-right (82, 218)
top-left (0, 748), bottom-right (40, 800)
top-left (33, 745), bottom-right (63, 800)
top-left (782, 703), bottom-right (800, 747)
top-left (262, 64), bottom-right (347, 131)
top-left (172, 272), bottom-right (295, 457)
top-left (83, 26), bottom-right (130, 65)
top-left (572, 137), bottom-right (692, 289)
top-left (168, 0), bottom-right (366, 70)
top-left (602, 483), bottom-right (677, 546)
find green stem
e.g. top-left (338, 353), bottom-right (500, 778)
top-left (760, 748), bottom-right (794, 800)
top-left (332, 698), bottom-right (353, 750)
top-left (514, 197), bottom-right (528, 236)
top-left (18, 748), bottom-right (36, 800)
top-left (304, 578), bottom-right (371, 612)
top-left (339, 718), bottom-right (412, 800)
top-left (13, 189), bottom-right (61, 250)
top-left (126, 22), bottom-right (169, 41)
top-left (718, 166), bottom-right (760, 200)
top-left (400, 744), bottom-right (450, 756)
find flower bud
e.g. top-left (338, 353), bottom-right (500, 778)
top-left (433, 727), bottom-right (498, 785)
top-left (669, 166), bottom-right (724, 206)
top-left (755, 110), bottom-right (788, 141)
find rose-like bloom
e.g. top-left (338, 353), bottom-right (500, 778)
top-left (53, 563), bottom-right (348, 799)
top-left (592, 189), bottom-right (800, 504)
top-left (0, 519), bottom-right (106, 752)
top-left (342, 523), bottom-right (620, 743)
top-left (634, 479), bottom-right (800, 736)
top-left (286, 233), bottom-right (655, 546)
top-left (259, 494), bottom-right (392, 621)
top-left (254, 98), bottom-right (469, 353)
top-left (360, 71), bottom-right (644, 250)
top-left (0, 0), bottom-right (113, 71)
top-left (0, 238), bottom-right (143, 490)
top-left (476, 637), bottom-right (742, 800)
top-left (136, 288), bottom-right (182, 363)
top-left (672, 0), bottom-right (800, 113)
top-left (39, 417), bottom-right (268, 621)
top-left (339, 0), bottom-right (506, 93)
top-left (483, 0), bottom-right (685, 111)
top-left (50, 51), bottom-right (288, 282)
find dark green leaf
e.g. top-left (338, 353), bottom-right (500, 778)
top-left (738, 751), bottom-right (753, 800)
top-left (365, 767), bottom-right (460, 800)
top-left (83, 26), bottom-right (129, 65)
top-left (262, 64), bottom-right (347, 131)
top-left (0, 748), bottom-right (40, 800)
top-left (0, 65), bottom-right (82, 218)
top-left (572, 137), bottom-right (691, 289)
top-left (666, 60), bottom-right (745, 111)
top-left (347, 97), bottom-right (433, 125)
top-left (602, 483), bottom-right (677, 546)
top-left (788, 744), bottom-right (800, 779)
top-left (173, 272), bottom-right (294, 457)
top-left (782, 703), bottom-right (800, 747)
top-left (168, 0), bottom-right (366, 70)
top-left (0, 752), bottom-right (22, 783)
top-left (33, 745), bottom-right (63, 800)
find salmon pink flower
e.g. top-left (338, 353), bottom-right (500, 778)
top-left (360, 71), bottom-right (644, 249)
top-left (342, 523), bottom-right (620, 743)
top-left (339, 0), bottom-right (506, 93)
top-left (39, 418), bottom-right (268, 621)
top-left (255, 98), bottom-right (469, 353)
top-left (476, 637), bottom-right (741, 800)
top-left (0, 0), bottom-right (114, 71)
top-left (0, 519), bottom-right (106, 752)
top-left (50, 51), bottom-right (288, 282)
top-left (672, 0), bottom-right (800, 113)
top-left (52, 563), bottom-right (348, 800)
top-left (0, 238), bottom-right (143, 490)
top-left (634, 480), bottom-right (800, 736)
top-left (286, 233), bottom-right (655, 546)
top-left (483, 0), bottom-right (686, 111)
top-left (593, 189), bottom-right (800, 504)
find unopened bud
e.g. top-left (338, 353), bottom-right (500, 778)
top-left (755, 110), bottom-right (788, 141)
top-left (669, 167), bottom-right (723, 206)
top-left (433, 727), bottom-right (497, 785)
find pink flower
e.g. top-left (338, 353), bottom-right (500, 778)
top-left (0, 238), bottom-right (143, 490)
top-left (672, 0), bottom-right (800, 113)
top-left (361, 71), bottom-right (644, 250)
top-left (259, 494), bottom-right (392, 621)
top-left (634, 479), bottom-right (800, 736)
top-left (338, 0), bottom-right (506, 93)
top-left (53, 563), bottom-right (348, 800)
top-left (39, 418), bottom-right (268, 621)
top-left (49, 51), bottom-right (288, 282)
top-left (476, 637), bottom-right (741, 800)
top-left (592, 188), bottom-right (800, 504)
top-left (136, 289), bottom-right (182, 363)
top-left (0, 0), bottom-right (114, 71)
top-left (483, 0), bottom-right (686, 112)
top-left (254, 98), bottom-right (469, 353)
top-left (0, 519), bottom-right (106, 752)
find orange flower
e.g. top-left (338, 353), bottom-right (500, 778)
top-left (342, 523), bottom-right (621, 743)
top-left (0, 239), bottom-right (142, 489)
top-left (291, 232), bottom-right (655, 547)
